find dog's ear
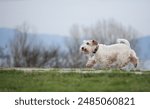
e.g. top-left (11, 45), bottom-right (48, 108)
top-left (92, 40), bottom-right (98, 45)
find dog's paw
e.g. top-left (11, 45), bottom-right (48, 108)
top-left (86, 63), bottom-right (94, 68)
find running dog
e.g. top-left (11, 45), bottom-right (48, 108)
top-left (80, 39), bottom-right (139, 69)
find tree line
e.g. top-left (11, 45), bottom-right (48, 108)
top-left (0, 20), bottom-right (139, 68)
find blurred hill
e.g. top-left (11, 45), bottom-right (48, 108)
top-left (0, 28), bottom-right (67, 49)
top-left (0, 28), bottom-right (15, 47)
top-left (135, 36), bottom-right (150, 70)
top-left (135, 36), bottom-right (150, 60)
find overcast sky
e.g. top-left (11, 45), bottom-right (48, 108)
top-left (0, 0), bottom-right (150, 36)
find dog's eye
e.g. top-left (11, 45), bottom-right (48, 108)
top-left (86, 42), bottom-right (89, 45)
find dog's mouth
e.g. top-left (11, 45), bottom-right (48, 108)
top-left (83, 51), bottom-right (89, 54)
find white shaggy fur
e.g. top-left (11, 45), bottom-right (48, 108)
top-left (80, 39), bottom-right (139, 69)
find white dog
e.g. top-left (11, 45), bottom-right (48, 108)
top-left (80, 39), bottom-right (139, 69)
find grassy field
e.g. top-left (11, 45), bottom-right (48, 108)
top-left (0, 69), bottom-right (150, 92)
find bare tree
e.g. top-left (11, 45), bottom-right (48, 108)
top-left (65, 24), bottom-right (87, 68)
top-left (10, 23), bottom-right (60, 68)
top-left (0, 47), bottom-right (4, 67)
top-left (82, 19), bottom-right (139, 46)
top-left (0, 47), bottom-right (4, 58)
top-left (0, 46), bottom-right (10, 67)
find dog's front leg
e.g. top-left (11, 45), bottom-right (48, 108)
top-left (86, 56), bottom-right (96, 68)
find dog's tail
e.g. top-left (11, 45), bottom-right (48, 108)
top-left (117, 39), bottom-right (130, 47)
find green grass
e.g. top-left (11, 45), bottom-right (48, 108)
top-left (0, 69), bottom-right (150, 92)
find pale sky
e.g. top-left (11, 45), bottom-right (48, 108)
top-left (0, 0), bottom-right (150, 36)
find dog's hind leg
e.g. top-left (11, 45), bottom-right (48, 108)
top-left (129, 51), bottom-right (139, 68)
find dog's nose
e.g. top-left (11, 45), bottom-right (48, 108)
top-left (81, 47), bottom-right (84, 50)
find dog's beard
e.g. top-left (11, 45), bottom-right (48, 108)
top-left (82, 51), bottom-right (89, 54)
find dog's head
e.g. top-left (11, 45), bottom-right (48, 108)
top-left (80, 40), bottom-right (98, 54)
